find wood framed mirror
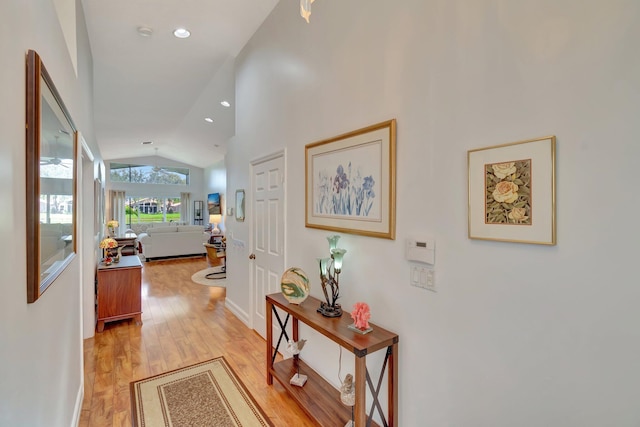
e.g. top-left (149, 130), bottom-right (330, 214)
top-left (26, 50), bottom-right (78, 303)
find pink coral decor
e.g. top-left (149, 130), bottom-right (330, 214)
top-left (351, 302), bottom-right (371, 330)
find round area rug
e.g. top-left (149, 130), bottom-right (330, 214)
top-left (191, 268), bottom-right (227, 287)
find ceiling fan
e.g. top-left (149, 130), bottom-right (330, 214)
top-left (40, 156), bottom-right (68, 167)
top-left (40, 135), bottom-right (69, 168)
top-left (152, 148), bottom-right (169, 174)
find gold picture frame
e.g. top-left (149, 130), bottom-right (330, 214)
top-left (26, 50), bottom-right (78, 303)
top-left (468, 135), bottom-right (556, 245)
top-left (305, 119), bottom-right (396, 239)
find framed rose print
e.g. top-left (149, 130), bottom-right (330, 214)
top-left (468, 136), bottom-right (556, 245)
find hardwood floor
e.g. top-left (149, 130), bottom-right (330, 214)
top-left (79, 257), bottom-right (316, 427)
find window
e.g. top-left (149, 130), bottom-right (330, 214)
top-left (110, 163), bottom-right (189, 185)
top-left (125, 196), bottom-right (181, 226)
top-left (40, 166), bottom-right (73, 224)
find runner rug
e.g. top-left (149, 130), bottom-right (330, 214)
top-left (131, 357), bottom-right (272, 427)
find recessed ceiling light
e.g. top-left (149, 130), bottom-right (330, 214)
top-left (137, 26), bottom-right (153, 37)
top-left (141, 141), bottom-right (154, 145)
top-left (173, 28), bottom-right (191, 39)
top-left (220, 100), bottom-right (231, 107)
top-left (204, 117), bottom-right (214, 123)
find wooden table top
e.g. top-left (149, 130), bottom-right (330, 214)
top-left (97, 255), bottom-right (142, 270)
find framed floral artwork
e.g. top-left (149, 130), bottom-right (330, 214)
top-left (305, 119), bottom-right (396, 239)
top-left (468, 135), bottom-right (556, 245)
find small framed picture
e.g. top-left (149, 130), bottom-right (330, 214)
top-left (468, 135), bottom-right (556, 245)
top-left (235, 189), bottom-right (245, 222)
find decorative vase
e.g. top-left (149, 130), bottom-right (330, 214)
top-left (280, 267), bottom-right (310, 304)
top-left (114, 246), bottom-right (124, 262)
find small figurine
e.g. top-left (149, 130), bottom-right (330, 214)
top-left (340, 374), bottom-right (355, 406)
top-left (285, 339), bottom-right (306, 358)
top-left (287, 339), bottom-right (308, 387)
top-left (340, 373), bottom-right (355, 427)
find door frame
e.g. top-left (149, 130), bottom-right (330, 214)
top-left (79, 134), bottom-right (97, 339)
top-left (248, 149), bottom-right (287, 333)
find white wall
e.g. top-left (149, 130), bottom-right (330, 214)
top-left (226, 1), bottom-right (640, 425)
top-left (0, 0), bottom-right (100, 425)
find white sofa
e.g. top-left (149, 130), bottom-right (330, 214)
top-left (137, 225), bottom-right (208, 260)
top-left (126, 221), bottom-right (186, 236)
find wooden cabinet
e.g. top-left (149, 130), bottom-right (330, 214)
top-left (266, 293), bottom-right (398, 427)
top-left (96, 255), bottom-right (143, 332)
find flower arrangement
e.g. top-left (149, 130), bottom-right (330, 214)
top-left (350, 302), bottom-right (371, 330)
top-left (99, 238), bottom-right (118, 249)
top-left (106, 219), bottom-right (119, 237)
top-left (99, 238), bottom-right (118, 265)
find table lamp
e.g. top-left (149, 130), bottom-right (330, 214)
top-left (317, 235), bottom-right (347, 317)
top-left (209, 214), bottom-right (222, 234)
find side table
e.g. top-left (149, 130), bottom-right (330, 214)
top-left (266, 293), bottom-right (399, 427)
top-left (96, 255), bottom-right (143, 332)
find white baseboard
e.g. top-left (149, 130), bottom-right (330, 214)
top-left (71, 382), bottom-right (84, 427)
top-left (225, 298), bottom-right (250, 327)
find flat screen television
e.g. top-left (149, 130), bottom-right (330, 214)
top-left (207, 193), bottom-right (221, 215)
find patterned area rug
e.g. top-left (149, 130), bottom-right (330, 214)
top-left (191, 267), bottom-right (227, 286)
top-left (131, 357), bottom-right (272, 427)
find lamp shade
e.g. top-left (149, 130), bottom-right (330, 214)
top-left (331, 248), bottom-right (346, 271)
top-left (317, 257), bottom-right (330, 277)
top-left (327, 235), bottom-right (340, 251)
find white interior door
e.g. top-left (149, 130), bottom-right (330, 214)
top-left (251, 153), bottom-right (285, 338)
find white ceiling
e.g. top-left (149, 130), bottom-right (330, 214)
top-left (81, 0), bottom-right (281, 168)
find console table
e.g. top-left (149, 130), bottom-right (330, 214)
top-left (96, 255), bottom-right (143, 332)
top-left (266, 293), bottom-right (398, 427)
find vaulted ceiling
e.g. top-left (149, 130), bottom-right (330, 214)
top-left (81, 0), bottom-right (280, 168)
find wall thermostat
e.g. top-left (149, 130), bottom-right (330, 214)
top-left (406, 238), bottom-right (435, 264)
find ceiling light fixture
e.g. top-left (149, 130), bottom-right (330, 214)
top-left (141, 141), bottom-right (153, 145)
top-left (220, 101), bottom-right (230, 107)
top-left (204, 117), bottom-right (214, 123)
top-left (137, 26), bottom-right (153, 37)
top-left (173, 28), bottom-right (191, 38)
top-left (300, 0), bottom-right (315, 23)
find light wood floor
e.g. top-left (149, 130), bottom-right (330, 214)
top-left (79, 257), bottom-right (315, 427)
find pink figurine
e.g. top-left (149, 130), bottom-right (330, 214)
top-left (351, 302), bottom-right (371, 330)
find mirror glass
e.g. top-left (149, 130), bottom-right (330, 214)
top-left (26, 50), bottom-right (77, 303)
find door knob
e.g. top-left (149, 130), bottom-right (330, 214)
top-left (249, 253), bottom-right (256, 259)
